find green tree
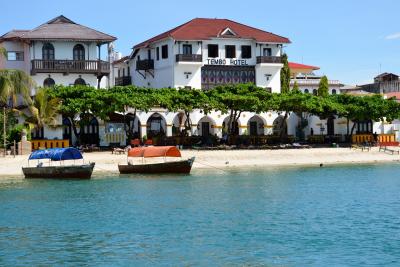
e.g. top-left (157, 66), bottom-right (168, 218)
top-left (280, 53), bottom-right (291, 93)
top-left (0, 50), bottom-right (35, 154)
top-left (49, 85), bottom-right (100, 145)
top-left (206, 84), bottom-right (265, 136)
top-left (25, 87), bottom-right (61, 129)
top-left (161, 88), bottom-right (208, 135)
top-left (317, 76), bottom-right (329, 97)
top-left (292, 81), bottom-right (300, 93)
top-left (102, 86), bottom-right (155, 141)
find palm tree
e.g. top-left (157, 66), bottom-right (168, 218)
top-left (25, 87), bottom-right (60, 129)
top-left (0, 47), bottom-right (35, 155)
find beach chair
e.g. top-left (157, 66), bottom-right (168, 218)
top-left (130, 139), bottom-right (141, 147)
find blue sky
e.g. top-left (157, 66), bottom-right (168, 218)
top-left (1, 0), bottom-right (400, 85)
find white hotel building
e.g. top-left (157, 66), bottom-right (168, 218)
top-left (124, 18), bottom-right (291, 140)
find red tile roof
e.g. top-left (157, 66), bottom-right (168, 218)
top-left (134, 18), bottom-right (290, 49)
top-left (288, 62), bottom-right (320, 70)
top-left (385, 92), bottom-right (400, 100)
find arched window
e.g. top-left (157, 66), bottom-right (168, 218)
top-left (42, 43), bottom-right (54, 60)
top-left (73, 44), bottom-right (85, 60)
top-left (43, 77), bottom-right (55, 87)
top-left (332, 89), bottom-right (337, 95)
top-left (312, 89), bottom-right (317, 95)
top-left (304, 89), bottom-right (309, 94)
top-left (74, 78), bottom-right (86, 86)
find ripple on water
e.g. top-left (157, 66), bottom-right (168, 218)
top-left (0, 164), bottom-right (400, 266)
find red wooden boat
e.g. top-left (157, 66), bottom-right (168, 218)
top-left (118, 146), bottom-right (195, 174)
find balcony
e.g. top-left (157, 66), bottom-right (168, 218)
top-left (31, 59), bottom-right (110, 75)
top-left (115, 76), bottom-right (132, 86)
top-left (256, 56), bottom-right (282, 64)
top-left (136, 59), bottom-right (154, 70)
top-left (176, 54), bottom-right (202, 63)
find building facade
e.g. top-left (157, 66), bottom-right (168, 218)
top-left (129, 18), bottom-right (290, 92)
top-left (0, 15), bottom-right (116, 145)
top-left (113, 18), bottom-right (292, 142)
top-left (0, 15), bottom-right (116, 89)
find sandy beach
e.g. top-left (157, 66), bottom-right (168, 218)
top-left (0, 147), bottom-right (399, 178)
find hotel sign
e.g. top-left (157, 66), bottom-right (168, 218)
top-left (206, 58), bottom-right (248, 66)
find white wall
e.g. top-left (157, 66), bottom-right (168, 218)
top-left (31, 41), bottom-right (98, 60)
top-left (131, 37), bottom-right (285, 92)
top-left (32, 73), bottom-right (98, 88)
top-left (255, 65), bottom-right (281, 92)
top-left (0, 41), bottom-right (30, 73)
top-left (131, 39), bottom-right (175, 88)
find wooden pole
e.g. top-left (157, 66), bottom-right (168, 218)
top-left (3, 107), bottom-right (6, 157)
top-left (13, 140), bottom-right (16, 158)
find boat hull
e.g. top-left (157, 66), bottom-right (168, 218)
top-left (22, 163), bottom-right (95, 179)
top-left (118, 157), bottom-right (195, 174)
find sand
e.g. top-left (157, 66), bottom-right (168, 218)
top-left (0, 147), bottom-right (399, 178)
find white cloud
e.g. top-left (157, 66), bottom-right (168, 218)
top-left (385, 33), bottom-right (400, 40)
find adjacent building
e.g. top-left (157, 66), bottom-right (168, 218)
top-left (0, 15), bottom-right (116, 89)
top-left (0, 15), bottom-right (116, 145)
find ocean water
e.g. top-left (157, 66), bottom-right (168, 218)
top-left (1, 164), bottom-right (400, 266)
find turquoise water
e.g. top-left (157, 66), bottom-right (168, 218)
top-left (1, 164), bottom-right (400, 266)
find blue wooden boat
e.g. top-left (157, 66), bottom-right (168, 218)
top-left (22, 148), bottom-right (95, 179)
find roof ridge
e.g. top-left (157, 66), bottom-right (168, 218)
top-left (224, 18), bottom-right (290, 43)
top-left (133, 18), bottom-right (197, 49)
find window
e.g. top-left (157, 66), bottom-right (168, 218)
top-left (73, 44), bottom-right (85, 60)
top-left (7, 51), bottom-right (24, 61)
top-left (74, 78), bottom-right (86, 86)
top-left (122, 68), bottom-right (125, 77)
top-left (241, 45), bottom-right (251, 59)
top-left (183, 44), bottom-right (192, 55)
top-left (43, 78), bottom-right (55, 87)
top-left (127, 66), bottom-right (130, 75)
top-left (263, 48), bottom-right (272, 57)
top-left (161, 45), bottom-right (168, 59)
top-left (147, 50), bottom-right (151, 59)
top-left (225, 45), bottom-right (236, 58)
top-left (208, 44), bottom-right (218, 58)
top-left (332, 89), bottom-right (337, 95)
top-left (118, 69), bottom-right (120, 78)
top-left (156, 47), bottom-right (160, 60)
top-left (42, 43), bottom-right (55, 60)
top-left (304, 89), bottom-right (309, 94)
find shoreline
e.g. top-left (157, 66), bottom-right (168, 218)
top-left (0, 147), bottom-right (399, 178)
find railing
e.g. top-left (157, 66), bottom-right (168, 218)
top-left (136, 59), bottom-right (154, 70)
top-left (31, 139), bottom-right (70, 150)
top-left (31, 59), bottom-right (110, 75)
top-left (352, 134), bottom-right (373, 144)
top-left (290, 79), bottom-right (341, 85)
top-left (256, 56), bottom-right (282, 64)
top-left (378, 134), bottom-right (396, 143)
top-left (115, 76), bottom-right (132, 86)
top-left (176, 54), bottom-right (202, 62)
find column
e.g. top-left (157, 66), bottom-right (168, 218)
top-left (140, 125), bottom-right (147, 139)
top-left (166, 124), bottom-right (173, 137)
top-left (191, 124), bottom-right (198, 136)
top-left (264, 125), bottom-right (272, 135)
top-left (238, 126), bottom-right (247, 135)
